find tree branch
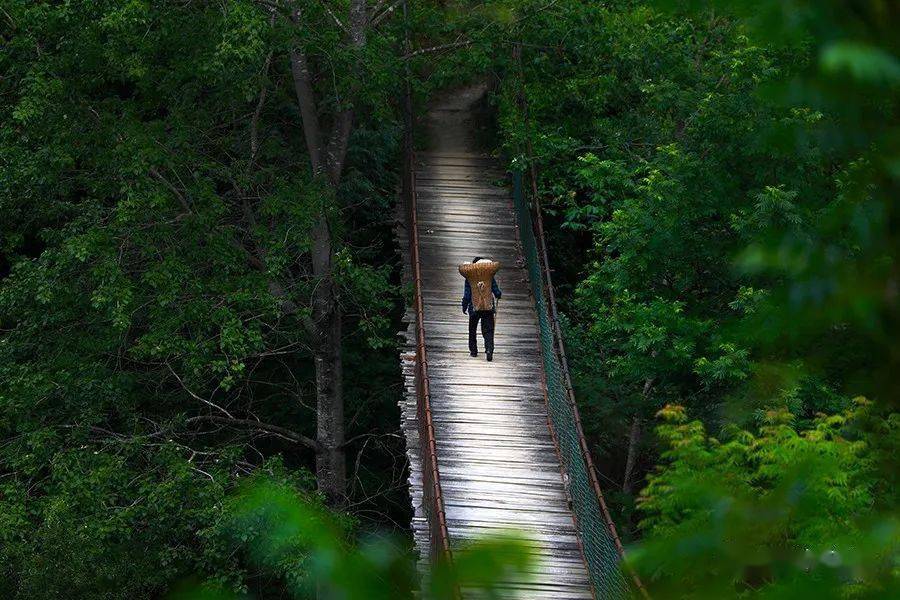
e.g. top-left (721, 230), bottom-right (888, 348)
top-left (403, 40), bottom-right (473, 59)
top-left (253, 0), bottom-right (293, 23)
top-left (322, 0), bottom-right (367, 184)
top-left (250, 53), bottom-right (272, 165)
top-left (186, 415), bottom-right (321, 451)
top-left (318, 0), bottom-right (349, 34)
top-left (370, 0), bottom-right (402, 27)
top-left (167, 363), bottom-right (234, 419)
top-left (340, 431), bottom-right (403, 449)
top-left (250, 11), bottom-right (277, 165)
top-left (325, 110), bottom-right (354, 184)
top-left (149, 167), bottom-right (191, 214)
top-left (290, 8), bottom-right (326, 175)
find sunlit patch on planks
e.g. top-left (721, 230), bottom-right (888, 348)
top-left (397, 85), bottom-right (594, 599)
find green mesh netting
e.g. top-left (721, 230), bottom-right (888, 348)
top-left (512, 171), bottom-right (631, 600)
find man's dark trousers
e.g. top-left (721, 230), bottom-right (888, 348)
top-left (468, 310), bottom-right (495, 355)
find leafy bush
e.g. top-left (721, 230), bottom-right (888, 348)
top-left (634, 401), bottom-right (897, 597)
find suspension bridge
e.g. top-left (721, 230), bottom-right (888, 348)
top-left (397, 84), bottom-right (638, 599)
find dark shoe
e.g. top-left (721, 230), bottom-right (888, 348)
top-left (470, 351), bottom-right (478, 357)
top-left (486, 353), bottom-right (493, 362)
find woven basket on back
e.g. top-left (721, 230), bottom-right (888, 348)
top-left (459, 260), bottom-right (501, 311)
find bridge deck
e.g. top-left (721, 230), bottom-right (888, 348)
top-left (399, 86), bottom-right (593, 599)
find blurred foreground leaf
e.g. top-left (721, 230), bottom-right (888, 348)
top-left (170, 478), bottom-right (535, 599)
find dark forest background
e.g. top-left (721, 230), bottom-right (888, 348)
top-left (1, 1), bottom-right (897, 598)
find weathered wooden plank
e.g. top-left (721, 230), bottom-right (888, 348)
top-left (397, 85), bottom-right (593, 598)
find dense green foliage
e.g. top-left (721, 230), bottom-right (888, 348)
top-left (636, 402), bottom-right (897, 597)
top-left (483, 0), bottom-right (899, 595)
top-left (1, 0), bottom-right (897, 598)
top-left (195, 479), bottom-right (535, 600)
top-left (1, 1), bottom-right (406, 596)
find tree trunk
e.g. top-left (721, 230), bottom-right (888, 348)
top-left (622, 415), bottom-right (641, 495)
top-left (289, 0), bottom-right (368, 507)
top-left (623, 376), bottom-right (654, 495)
top-left (312, 212), bottom-right (345, 504)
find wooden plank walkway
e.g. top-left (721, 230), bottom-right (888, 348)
top-left (398, 85), bottom-right (594, 599)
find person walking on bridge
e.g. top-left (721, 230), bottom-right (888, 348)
top-left (460, 257), bottom-right (501, 361)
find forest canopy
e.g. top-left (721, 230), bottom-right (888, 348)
top-left (1, 1), bottom-right (897, 598)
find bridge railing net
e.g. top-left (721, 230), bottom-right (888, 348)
top-left (512, 171), bottom-right (632, 600)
